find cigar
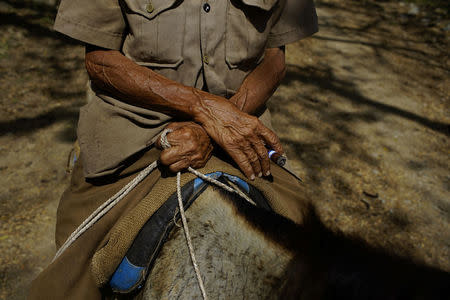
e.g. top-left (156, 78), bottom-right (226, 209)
top-left (268, 150), bottom-right (286, 167)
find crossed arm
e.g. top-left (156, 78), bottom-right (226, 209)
top-left (85, 46), bottom-right (286, 179)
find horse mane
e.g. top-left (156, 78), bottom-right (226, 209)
top-left (216, 186), bottom-right (450, 300)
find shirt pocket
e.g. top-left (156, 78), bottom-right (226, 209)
top-left (225, 0), bottom-right (278, 69)
top-left (123, 0), bottom-right (185, 68)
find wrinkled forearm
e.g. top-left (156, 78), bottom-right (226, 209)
top-left (84, 46), bottom-right (227, 120)
top-left (85, 46), bottom-right (284, 178)
top-left (232, 47), bottom-right (287, 114)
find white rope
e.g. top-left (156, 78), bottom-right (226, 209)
top-left (159, 128), bottom-right (173, 149)
top-left (176, 172), bottom-right (208, 300)
top-left (53, 160), bottom-right (159, 262)
top-left (175, 167), bottom-right (256, 300)
top-left (187, 167), bottom-right (256, 206)
top-left (161, 128), bottom-right (254, 299)
top-left (53, 127), bottom-right (256, 300)
top-left (160, 128), bottom-right (208, 299)
top-left (178, 167), bottom-right (256, 300)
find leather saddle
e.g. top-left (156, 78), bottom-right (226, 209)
top-left (109, 172), bottom-right (272, 294)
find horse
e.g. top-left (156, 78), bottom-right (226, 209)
top-left (125, 177), bottom-right (450, 299)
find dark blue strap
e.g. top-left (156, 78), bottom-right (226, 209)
top-left (109, 172), bottom-right (270, 293)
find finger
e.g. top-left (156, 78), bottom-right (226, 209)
top-left (165, 131), bottom-right (181, 147)
top-left (241, 139), bottom-right (262, 178)
top-left (161, 129), bottom-right (190, 151)
top-left (168, 159), bottom-right (190, 173)
top-left (159, 147), bottom-right (184, 166)
top-left (250, 138), bottom-right (270, 177)
top-left (157, 123), bottom-right (181, 149)
top-left (258, 126), bottom-right (283, 154)
top-left (156, 131), bottom-right (172, 150)
top-left (165, 122), bottom-right (185, 131)
top-left (247, 149), bottom-right (262, 178)
top-left (190, 144), bottom-right (214, 169)
top-left (227, 149), bottom-right (255, 180)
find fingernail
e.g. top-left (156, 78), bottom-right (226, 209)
top-left (258, 172), bottom-right (262, 178)
top-left (250, 174), bottom-right (255, 180)
top-left (265, 171), bottom-right (271, 176)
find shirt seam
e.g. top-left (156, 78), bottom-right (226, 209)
top-left (56, 14), bottom-right (124, 37)
top-left (267, 26), bottom-right (318, 47)
top-left (268, 28), bottom-right (302, 38)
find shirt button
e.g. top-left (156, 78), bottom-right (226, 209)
top-left (146, 2), bottom-right (154, 13)
top-left (203, 3), bottom-right (211, 13)
top-left (203, 55), bottom-right (209, 65)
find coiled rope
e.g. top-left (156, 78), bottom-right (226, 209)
top-left (53, 128), bottom-right (257, 300)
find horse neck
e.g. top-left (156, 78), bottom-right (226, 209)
top-left (142, 186), bottom-right (295, 299)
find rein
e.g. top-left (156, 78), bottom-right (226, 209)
top-left (53, 128), bottom-right (257, 300)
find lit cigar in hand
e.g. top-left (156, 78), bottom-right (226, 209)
top-left (268, 149), bottom-right (286, 167)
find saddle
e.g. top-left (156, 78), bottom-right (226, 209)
top-left (89, 154), bottom-right (307, 294)
top-left (109, 171), bottom-right (271, 293)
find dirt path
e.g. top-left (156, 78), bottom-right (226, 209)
top-left (0, 0), bottom-right (449, 299)
top-left (271, 0), bottom-right (450, 268)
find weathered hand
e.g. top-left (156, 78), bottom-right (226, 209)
top-left (85, 47), bottom-right (284, 179)
top-left (192, 92), bottom-right (283, 180)
top-left (156, 122), bottom-right (213, 172)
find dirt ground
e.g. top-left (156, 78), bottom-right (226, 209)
top-left (0, 0), bottom-right (449, 299)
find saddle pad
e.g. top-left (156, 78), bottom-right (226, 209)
top-left (109, 172), bottom-right (270, 293)
top-left (91, 155), bottom-right (307, 288)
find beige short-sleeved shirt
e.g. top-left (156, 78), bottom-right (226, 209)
top-left (54, 0), bottom-right (318, 177)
